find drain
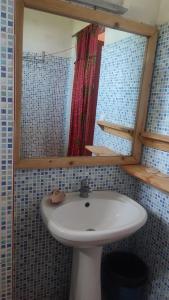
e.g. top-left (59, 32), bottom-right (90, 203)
top-left (86, 228), bottom-right (96, 231)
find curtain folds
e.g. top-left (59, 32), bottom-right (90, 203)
top-left (68, 24), bottom-right (104, 156)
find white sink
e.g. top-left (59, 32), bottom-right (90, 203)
top-left (41, 191), bottom-right (147, 300)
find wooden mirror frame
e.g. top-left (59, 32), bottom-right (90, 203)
top-left (14, 0), bottom-right (158, 169)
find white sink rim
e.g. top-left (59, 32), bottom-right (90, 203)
top-left (41, 191), bottom-right (147, 246)
top-left (41, 190), bottom-right (148, 300)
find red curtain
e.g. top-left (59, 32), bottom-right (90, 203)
top-left (68, 24), bottom-right (104, 156)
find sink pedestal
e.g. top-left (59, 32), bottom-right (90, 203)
top-left (41, 191), bottom-right (147, 299)
top-left (69, 247), bottom-right (102, 300)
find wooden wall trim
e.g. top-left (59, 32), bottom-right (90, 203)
top-left (122, 164), bottom-right (169, 194)
top-left (140, 131), bottom-right (169, 152)
top-left (24, 0), bottom-right (157, 37)
top-left (15, 156), bottom-right (137, 169)
top-left (97, 121), bottom-right (134, 141)
top-left (14, 0), bottom-right (158, 169)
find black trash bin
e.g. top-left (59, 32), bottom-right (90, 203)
top-left (101, 252), bottom-right (148, 300)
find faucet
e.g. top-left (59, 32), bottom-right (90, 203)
top-left (79, 178), bottom-right (90, 198)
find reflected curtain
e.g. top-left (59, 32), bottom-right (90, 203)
top-left (68, 24), bottom-right (104, 156)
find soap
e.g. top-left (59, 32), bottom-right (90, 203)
top-left (48, 189), bottom-right (65, 204)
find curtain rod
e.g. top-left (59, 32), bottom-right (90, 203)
top-left (23, 47), bottom-right (75, 61)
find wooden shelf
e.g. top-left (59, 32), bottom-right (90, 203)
top-left (140, 131), bottom-right (169, 152)
top-left (85, 145), bottom-right (120, 156)
top-left (97, 120), bottom-right (134, 140)
top-left (122, 164), bottom-right (169, 194)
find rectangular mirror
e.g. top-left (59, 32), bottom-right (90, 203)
top-left (15, 0), bottom-right (158, 168)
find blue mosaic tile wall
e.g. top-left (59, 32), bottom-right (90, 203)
top-left (94, 35), bottom-right (147, 155)
top-left (94, 129), bottom-right (132, 155)
top-left (1, 1), bottom-right (169, 299)
top-left (0, 1), bottom-right (13, 300)
top-left (142, 146), bottom-right (169, 174)
top-left (132, 23), bottom-right (169, 299)
top-left (13, 14), bottom-right (137, 300)
top-left (21, 52), bottom-right (73, 158)
top-left (14, 166), bottom-right (136, 300)
top-left (134, 183), bottom-right (169, 300)
top-left (146, 23), bottom-right (169, 135)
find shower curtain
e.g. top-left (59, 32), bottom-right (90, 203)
top-left (68, 24), bottom-right (104, 156)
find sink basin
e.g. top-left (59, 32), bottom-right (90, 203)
top-left (41, 191), bottom-right (147, 247)
top-left (41, 191), bottom-right (147, 300)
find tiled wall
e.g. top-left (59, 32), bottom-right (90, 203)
top-left (10, 9), bottom-right (137, 300)
top-left (14, 167), bottom-right (136, 300)
top-left (146, 23), bottom-right (169, 136)
top-left (94, 35), bottom-right (147, 155)
top-left (0, 1), bottom-right (13, 300)
top-left (132, 23), bottom-right (169, 299)
top-left (13, 26), bottom-right (139, 300)
top-left (134, 182), bottom-right (169, 299)
top-left (1, 1), bottom-right (169, 300)
top-left (21, 52), bottom-right (73, 158)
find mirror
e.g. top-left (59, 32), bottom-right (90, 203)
top-left (20, 8), bottom-right (147, 159)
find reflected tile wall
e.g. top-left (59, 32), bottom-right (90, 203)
top-left (94, 128), bottom-right (133, 155)
top-left (94, 35), bottom-right (146, 154)
top-left (21, 52), bottom-right (73, 158)
top-left (97, 35), bottom-right (147, 128)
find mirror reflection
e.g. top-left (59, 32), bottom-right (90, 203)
top-left (21, 8), bottom-right (147, 158)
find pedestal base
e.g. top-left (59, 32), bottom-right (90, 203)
top-left (69, 247), bottom-right (102, 300)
